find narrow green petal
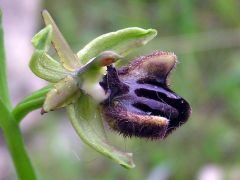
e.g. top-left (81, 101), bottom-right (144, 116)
top-left (43, 76), bottom-right (80, 113)
top-left (32, 25), bottom-right (52, 51)
top-left (77, 27), bottom-right (157, 64)
top-left (29, 50), bottom-right (70, 82)
top-left (67, 96), bottom-right (135, 169)
top-left (42, 10), bottom-right (81, 70)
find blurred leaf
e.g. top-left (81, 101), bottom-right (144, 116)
top-left (214, 0), bottom-right (240, 25)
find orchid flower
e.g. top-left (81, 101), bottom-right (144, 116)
top-left (29, 10), bottom-right (160, 168)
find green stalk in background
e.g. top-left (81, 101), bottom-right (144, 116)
top-left (0, 100), bottom-right (36, 180)
top-left (0, 10), bottom-right (11, 109)
top-left (0, 10), bottom-right (36, 180)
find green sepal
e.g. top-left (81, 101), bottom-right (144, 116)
top-left (77, 27), bottom-right (157, 64)
top-left (43, 76), bottom-right (80, 113)
top-left (29, 50), bottom-right (70, 82)
top-left (67, 96), bottom-right (135, 169)
top-left (42, 10), bottom-right (81, 70)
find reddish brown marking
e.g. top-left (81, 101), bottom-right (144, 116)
top-left (101, 58), bottom-right (115, 66)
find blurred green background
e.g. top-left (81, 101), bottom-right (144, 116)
top-left (2, 0), bottom-right (240, 179)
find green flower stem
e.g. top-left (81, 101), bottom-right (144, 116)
top-left (13, 85), bottom-right (51, 123)
top-left (0, 99), bottom-right (36, 180)
top-left (17, 85), bottom-right (51, 104)
top-left (13, 97), bottom-right (45, 123)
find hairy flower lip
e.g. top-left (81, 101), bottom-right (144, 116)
top-left (100, 51), bottom-right (191, 139)
top-left (102, 103), bottom-right (170, 139)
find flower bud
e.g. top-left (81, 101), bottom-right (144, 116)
top-left (100, 51), bottom-right (191, 139)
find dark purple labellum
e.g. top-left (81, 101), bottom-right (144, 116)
top-left (100, 51), bottom-right (191, 139)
